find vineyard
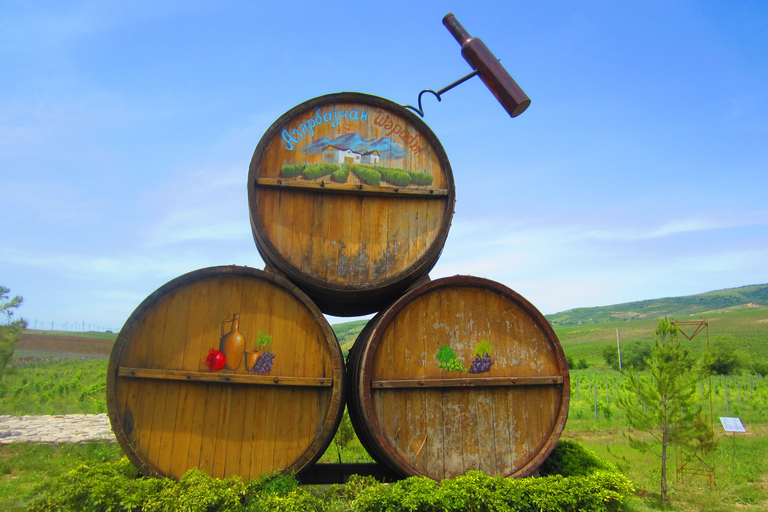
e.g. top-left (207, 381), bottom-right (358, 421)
top-left (0, 357), bottom-right (108, 415)
top-left (567, 368), bottom-right (768, 426)
top-left (280, 163), bottom-right (433, 187)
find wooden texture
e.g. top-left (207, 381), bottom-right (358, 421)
top-left (347, 276), bottom-right (570, 481)
top-left (248, 93), bottom-right (455, 316)
top-left (106, 266), bottom-right (345, 481)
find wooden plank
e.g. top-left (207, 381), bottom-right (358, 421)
top-left (488, 387), bottom-right (513, 476)
top-left (282, 298), bottom-right (306, 470)
top-left (212, 279), bottom-right (243, 478)
top-left (183, 279), bottom-right (217, 473)
top-left (390, 305), bottom-right (411, 469)
top-left (306, 194), bottom-right (328, 281)
top-left (197, 278), bottom-right (230, 476)
top-left (371, 376), bottom-right (563, 388)
top-left (373, 306), bottom-right (396, 466)
top-left (118, 368), bottom-right (333, 387)
top-left (255, 177), bottom-right (448, 197)
top-left (238, 279), bottom-right (269, 480)
top-left (403, 296), bottom-right (426, 474)
top-left (156, 285), bottom-right (193, 475)
top-left (359, 194), bottom-right (378, 283)
top-left (167, 282), bottom-right (203, 477)
top-left (296, 306), bottom-right (327, 470)
top-left (506, 387), bottom-right (526, 474)
top-left (423, 388), bottom-right (445, 480)
top-left (440, 389), bottom-right (463, 480)
top-left (136, 299), bottom-right (171, 476)
top-left (453, 277), bottom-right (477, 476)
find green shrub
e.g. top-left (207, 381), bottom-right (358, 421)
top-left (28, 445), bottom-right (632, 512)
top-left (538, 439), bottom-right (616, 477)
top-left (280, 164), bottom-right (305, 178)
top-left (350, 165), bottom-right (381, 186)
top-left (303, 164), bottom-right (338, 180)
top-left (143, 469), bottom-right (245, 512)
top-left (376, 167), bottom-right (411, 187)
top-left (331, 165), bottom-right (350, 183)
top-left (408, 171), bottom-right (434, 186)
top-left (351, 470), bottom-right (632, 512)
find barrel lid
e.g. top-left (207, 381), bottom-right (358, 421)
top-left (107, 265), bottom-right (345, 481)
top-left (248, 92), bottom-right (455, 316)
top-left (350, 275), bottom-right (570, 480)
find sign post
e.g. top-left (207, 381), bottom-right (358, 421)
top-left (720, 417), bottom-right (747, 476)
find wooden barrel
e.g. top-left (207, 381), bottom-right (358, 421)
top-left (347, 276), bottom-right (569, 481)
top-left (248, 92), bottom-right (455, 316)
top-left (106, 266), bottom-right (345, 481)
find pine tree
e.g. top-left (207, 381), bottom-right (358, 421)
top-left (617, 318), bottom-right (712, 506)
top-left (0, 286), bottom-right (27, 380)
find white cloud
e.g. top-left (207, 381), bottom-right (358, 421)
top-left (140, 165), bottom-right (252, 247)
top-left (430, 213), bottom-right (768, 315)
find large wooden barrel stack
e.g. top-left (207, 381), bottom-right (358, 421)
top-left (109, 91), bottom-right (568, 483)
top-left (246, 92), bottom-right (569, 480)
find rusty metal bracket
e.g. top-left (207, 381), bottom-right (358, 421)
top-left (403, 70), bottom-right (480, 118)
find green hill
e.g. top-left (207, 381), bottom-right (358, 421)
top-left (331, 319), bottom-right (369, 357)
top-left (545, 284), bottom-right (768, 326)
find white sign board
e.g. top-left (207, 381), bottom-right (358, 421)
top-left (720, 417), bottom-right (746, 433)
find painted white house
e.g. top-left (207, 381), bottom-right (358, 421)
top-left (361, 150), bottom-right (380, 165)
top-left (322, 145), bottom-right (361, 165)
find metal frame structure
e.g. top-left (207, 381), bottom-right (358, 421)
top-left (671, 319), bottom-right (716, 489)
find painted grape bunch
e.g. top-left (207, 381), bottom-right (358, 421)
top-left (439, 357), bottom-right (468, 372)
top-left (436, 340), bottom-right (494, 374)
top-left (468, 353), bottom-right (493, 374)
top-left (251, 352), bottom-right (275, 374)
top-left (436, 344), bottom-right (467, 372)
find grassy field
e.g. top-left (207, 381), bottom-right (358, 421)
top-left (564, 368), bottom-right (768, 511)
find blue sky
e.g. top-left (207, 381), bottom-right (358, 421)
top-left (2, 1), bottom-right (767, 332)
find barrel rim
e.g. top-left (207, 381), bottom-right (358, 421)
top-left (354, 275), bottom-right (570, 479)
top-left (106, 265), bottom-right (346, 480)
top-left (247, 92), bottom-right (456, 315)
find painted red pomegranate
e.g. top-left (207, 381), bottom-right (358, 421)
top-left (206, 348), bottom-right (226, 371)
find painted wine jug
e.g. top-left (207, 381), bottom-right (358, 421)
top-left (220, 313), bottom-right (245, 370)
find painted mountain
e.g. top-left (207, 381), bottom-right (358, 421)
top-left (301, 133), bottom-right (408, 160)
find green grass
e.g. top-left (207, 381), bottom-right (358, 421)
top-left (0, 441), bottom-right (123, 511)
top-left (566, 427), bottom-right (768, 511)
top-left (565, 367), bottom-right (768, 510)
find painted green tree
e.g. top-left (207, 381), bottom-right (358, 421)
top-left (0, 286), bottom-right (27, 380)
top-left (617, 317), bottom-right (713, 507)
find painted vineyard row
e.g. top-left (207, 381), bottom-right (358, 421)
top-left (280, 163), bottom-right (433, 187)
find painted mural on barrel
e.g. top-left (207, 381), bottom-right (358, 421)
top-left (248, 93), bottom-right (455, 317)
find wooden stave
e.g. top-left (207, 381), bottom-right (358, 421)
top-left (106, 265), bottom-right (346, 481)
top-left (347, 275), bottom-right (570, 481)
top-left (247, 92), bottom-right (455, 317)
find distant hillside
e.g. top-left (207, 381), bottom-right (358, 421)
top-left (545, 284), bottom-right (768, 326)
top-left (331, 319), bottom-right (368, 357)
